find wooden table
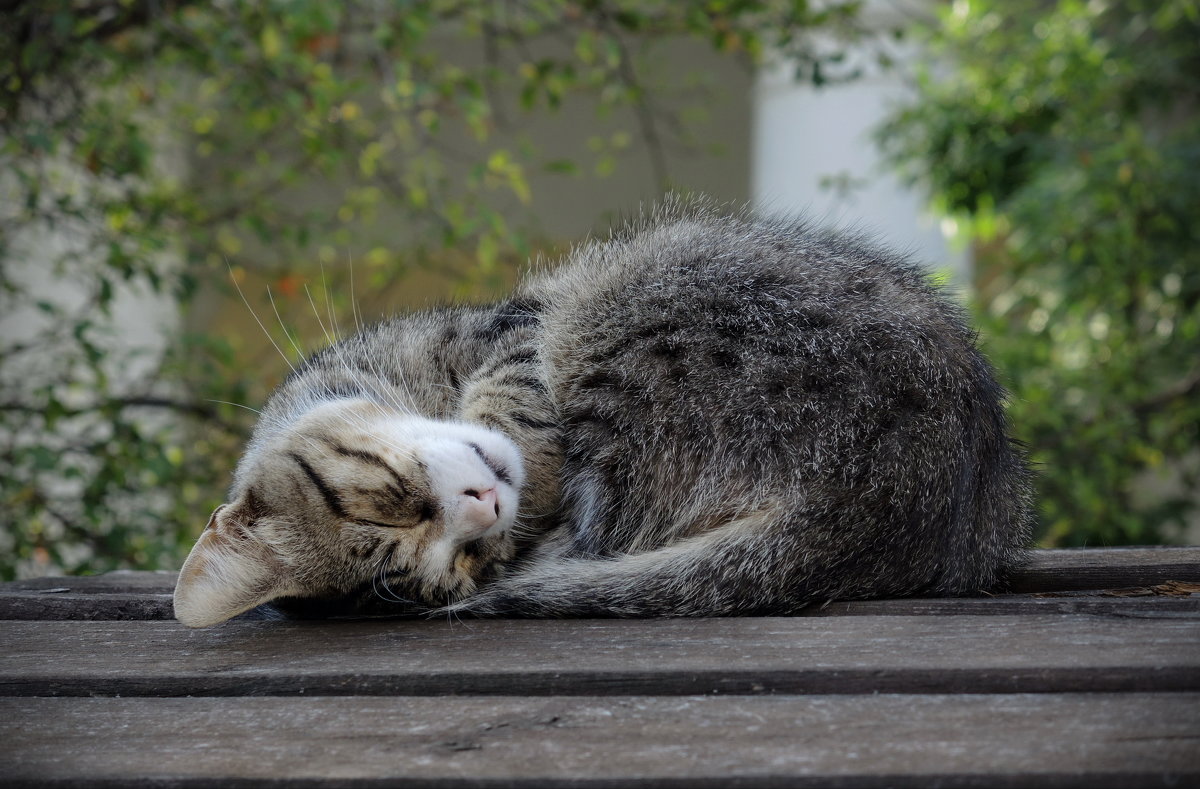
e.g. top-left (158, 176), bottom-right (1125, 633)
top-left (2, 547), bottom-right (1198, 787)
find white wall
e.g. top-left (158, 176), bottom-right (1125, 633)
top-left (751, 21), bottom-right (967, 281)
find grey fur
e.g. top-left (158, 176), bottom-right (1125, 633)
top-left (244, 201), bottom-right (1033, 618)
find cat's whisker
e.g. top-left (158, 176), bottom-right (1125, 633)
top-left (305, 285), bottom-right (418, 423)
top-left (204, 399), bottom-right (263, 415)
top-left (290, 428), bottom-right (327, 458)
top-left (303, 284), bottom-right (416, 435)
top-left (369, 551), bottom-right (388, 600)
top-left (380, 578), bottom-right (416, 606)
top-left (226, 258), bottom-right (298, 376)
top-left (352, 347), bottom-right (418, 419)
top-left (266, 285), bottom-right (306, 364)
top-left (341, 326), bottom-right (422, 419)
top-left (309, 271), bottom-right (416, 421)
top-left (372, 550), bottom-right (416, 606)
top-left (370, 560), bottom-right (393, 605)
top-left (317, 258), bottom-right (342, 344)
top-left (305, 403), bottom-right (419, 464)
top-left (326, 256), bottom-right (421, 416)
top-left (347, 250), bottom-right (364, 335)
top-left (312, 391), bottom-right (421, 460)
top-left (303, 284), bottom-right (338, 351)
top-left (515, 497), bottom-right (566, 520)
top-left (445, 598), bottom-right (471, 628)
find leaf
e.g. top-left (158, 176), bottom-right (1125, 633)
top-left (261, 25), bottom-right (283, 59)
top-left (543, 159), bottom-right (579, 175)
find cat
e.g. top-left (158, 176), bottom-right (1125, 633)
top-left (173, 200), bottom-right (1033, 627)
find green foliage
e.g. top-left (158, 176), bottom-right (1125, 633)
top-left (879, 0), bottom-right (1200, 545)
top-left (0, 0), bottom-right (862, 578)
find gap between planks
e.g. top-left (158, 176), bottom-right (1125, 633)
top-left (2, 590), bottom-right (1199, 621)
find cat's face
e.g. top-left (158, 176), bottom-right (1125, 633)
top-left (173, 399), bottom-right (524, 627)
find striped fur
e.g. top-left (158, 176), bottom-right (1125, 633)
top-left (174, 201), bottom-right (1033, 625)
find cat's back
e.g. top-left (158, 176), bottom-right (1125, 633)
top-left (515, 208), bottom-right (1030, 594)
top-left (525, 209), bottom-right (977, 452)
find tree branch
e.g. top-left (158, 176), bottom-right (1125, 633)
top-left (597, 14), bottom-right (670, 192)
top-left (1132, 367), bottom-right (1200, 418)
top-left (0, 395), bottom-right (245, 433)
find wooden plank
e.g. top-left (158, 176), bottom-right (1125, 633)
top-left (0, 592), bottom-right (175, 621)
top-left (2, 615), bottom-right (1197, 697)
top-left (0, 570), bottom-right (176, 621)
top-left (809, 592), bottom-right (1200, 617)
top-left (3, 588), bottom-right (1197, 622)
top-left (1009, 547), bottom-right (1200, 593)
top-left (3, 547), bottom-right (1192, 594)
top-left (3, 694), bottom-right (1197, 787)
top-left (2, 569), bottom-right (177, 594)
top-left (2, 548), bottom-right (1197, 621)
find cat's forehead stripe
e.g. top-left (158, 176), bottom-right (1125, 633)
top-left (320, 437), bottom-right (415, 496)
top-left (468, 443), bottom-right (512, 486)
top-left (287, 451), bottom-right (347, 520)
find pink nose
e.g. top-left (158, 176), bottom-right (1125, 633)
top-left (461, 487), bottom-right (499, 530)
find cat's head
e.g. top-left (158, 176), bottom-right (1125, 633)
top-left (173, 398), bottom-right (524, 627)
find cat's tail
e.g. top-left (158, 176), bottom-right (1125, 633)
top-left (441, 507), bottom-right (890, 618)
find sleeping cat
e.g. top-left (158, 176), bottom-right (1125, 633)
top-left (173, 202), bottom-right (1033, 627)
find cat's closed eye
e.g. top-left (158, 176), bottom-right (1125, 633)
top-left (173, 401), bottom-right (526, 627)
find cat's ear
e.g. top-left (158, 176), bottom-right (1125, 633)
top-left (173, 501), bottom-right (296, 628)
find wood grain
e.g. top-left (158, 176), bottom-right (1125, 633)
top-left (2, 569), bottom-right (178, 594)
top-left (3, 550), bottom-right (1198, 788)
top-left (3, 614), bottom-right (1197, 697)
top-left (3, 694), bottom-right (1197, 788)
top-left (0, 591), bottom-right (175, 620)
top-left (4, 589), bottom-right (1199, 622)
top-left (2, 548), bottom-right (1197, 621)
top-left (807, 592), bottom-right (1200, 617)
top-left (1009, 547), bottom-right (1200, 593)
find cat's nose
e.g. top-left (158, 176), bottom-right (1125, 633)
top-left (460, 487), bottom-right (499, 530)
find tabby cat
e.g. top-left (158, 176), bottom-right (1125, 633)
top-left (173, 202), bottom-right (1033, 627)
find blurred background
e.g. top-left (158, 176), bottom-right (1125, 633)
top-left (1, 0), bottom-right (1196, 580)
